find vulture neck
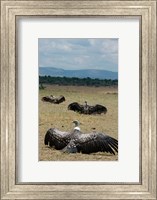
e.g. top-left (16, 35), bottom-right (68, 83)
top-left (74, 126), bottom-right (80, 131)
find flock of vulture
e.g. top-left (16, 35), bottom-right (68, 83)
top-left (42, 95), bottom-right (107, 114)
top-left (42, 94), bottom-right (118, 155)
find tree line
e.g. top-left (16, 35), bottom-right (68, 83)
top-left (39, 76), bottom-right (118, 87)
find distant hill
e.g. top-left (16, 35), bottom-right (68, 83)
top-left (39, 67), bottom-right (118, 80)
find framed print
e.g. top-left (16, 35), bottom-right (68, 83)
top-left (39, 38), bottom-right (118, 161)
top-left (0, 0), bottom-right (156, 199)
top-left (18, 18), bottom-right (138, 183)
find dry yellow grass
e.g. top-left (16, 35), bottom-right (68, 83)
top-left (39, 85), bottom-right (118, 161)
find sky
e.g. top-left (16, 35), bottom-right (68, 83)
top-left (38, 38), bottom-right (118, 72)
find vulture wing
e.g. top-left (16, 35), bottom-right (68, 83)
top-left (52, 95), bottom-right (66, 104)
top-left (42, 96), bottom-right (53, 103)
top-left (63, 132), bottom-right (118, 154)
top-left (44, 128), bottom-right (72, 150)
top-left (57, 95), bottom-right (65, 103)
top-left (88, 104), bottom-right (107, 114)
top-left (68, 102), bottom-right (84, 113)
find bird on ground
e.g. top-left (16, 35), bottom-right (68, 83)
top-left (44, 120), bottom-right (118, 155)
top-left (68, 101), bottom-right (107, 115)
top-left (42, 95), bottom-right (65, 104)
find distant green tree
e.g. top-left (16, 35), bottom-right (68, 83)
top-left (39, 76), bottom-right (118, 87)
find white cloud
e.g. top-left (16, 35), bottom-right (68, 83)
top-left (38, 38), bottom-right (118, 72)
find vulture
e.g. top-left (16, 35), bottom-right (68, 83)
top-left (42, 95), bottom-right (65, 104)
top-left (68, 101), bottom-right (107, 115)
top-left (44, 120), bottom-right (118, 155)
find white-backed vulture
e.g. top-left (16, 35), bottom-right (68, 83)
top-left (68, 101), bottom-right (107, 114)
top-left (42, 95), bottom-right (65, 104)
top-left (44, 121), bottom-right (118, 155)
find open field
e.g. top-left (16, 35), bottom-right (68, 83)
top-left (39, 85), bottom-right (118, 161)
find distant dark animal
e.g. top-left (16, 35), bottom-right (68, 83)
top-left (44, 120), bottom-right (118, 154)
top-left (42, 95), bottom-right (65, 104)
top-left (68, 101), bottom-right (107, 114)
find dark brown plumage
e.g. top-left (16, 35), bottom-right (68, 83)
top-left (68, 101), bottom-right (107, 114)
top-left (42, 95), bottom-right (65, 104)
top-left (44, 127), bottom-right (118, 155)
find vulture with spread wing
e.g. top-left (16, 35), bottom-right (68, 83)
top-left (68, 101), bottom-right (107, 115)
top-left (42, 95), bottom-right (65, 104)
top-left (44, 121), bottom-right (118, 154)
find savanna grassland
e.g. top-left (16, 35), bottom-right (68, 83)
top-left (39, 85), bottom-right (118, 161)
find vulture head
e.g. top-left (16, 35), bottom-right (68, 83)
top-left (73, 120), bottom-right (81, 131)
